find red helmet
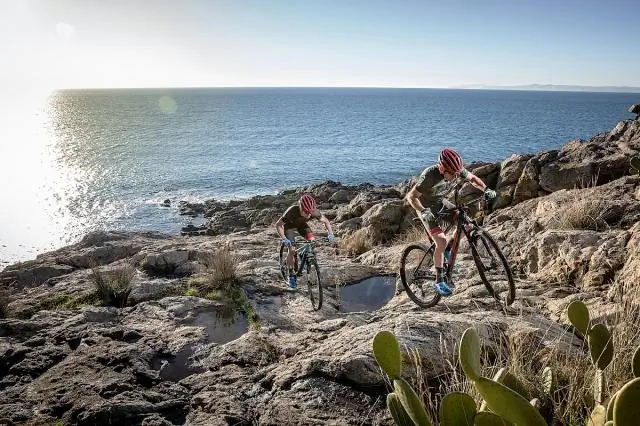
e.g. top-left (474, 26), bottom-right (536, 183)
top-left (299, 194), bottom-right (316, 214)
top-left (438, 148), bottom-right (464, 173)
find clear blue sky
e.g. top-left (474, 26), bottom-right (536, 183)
top-left (2, 0), bottom-right (639, 91)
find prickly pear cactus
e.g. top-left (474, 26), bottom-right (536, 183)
top-left (438, 392), bottom-right (475, 426)
top-left (458, 328), bottom-right (547, 426)
top-left (613, 377), bottom-right (640, 426)
top-left (632, 345), bottom-right (640, 378)
top-left (474, 376), bottom-right (547, 426)
top-left (459, 328), bottom-right (481, 381)
top-left (567, 300), bottom-right (590, 335)
top-left (607, 390), bottom-right (618, 422)
top-left (373, 330), bottom-right (402, 379)
top-left (387, 393), bottom-right (417, 426)
top-left (473, 411), bottom-right (514, 426)
top-left (394, 377), bottom-right (431, 426)
top-left (493, 367), bottom-right (531, 400)
top-left (588, 324), bottom-right (614, 370)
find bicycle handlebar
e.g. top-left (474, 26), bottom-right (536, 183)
top-left (436, 194), bottom-right (487, 216)
top-left (290, 235), bottom-right (334, 244)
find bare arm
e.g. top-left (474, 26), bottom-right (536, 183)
top-left (464, 172), bottom-right (488, 192)
top-left (319, 214), bottom-right (334, 235)
top-left (405, 186), bottom-right (426, 214)
top-left (274, 218), bottom-right (286, 238)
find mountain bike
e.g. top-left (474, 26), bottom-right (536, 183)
top-left (279, 236), bottom-right (323, 310)
top-left (399, 185), bottom-right (516, 309)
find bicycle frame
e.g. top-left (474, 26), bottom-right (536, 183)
top-left (290, 238), bottom-right (316, 275)
top-left (420, 182), bottom-right (487, 277)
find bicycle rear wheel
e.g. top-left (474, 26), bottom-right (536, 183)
top-left (469, 229), bottom-right (516, 307)
top-left (399, 243), bottom-right (441, 308)
top-left (302, 258), bottom-right (322, 310)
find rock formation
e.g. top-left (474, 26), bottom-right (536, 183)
top-left (0, 106), bottom-right (639, 425)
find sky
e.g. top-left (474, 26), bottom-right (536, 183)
top-left (1, 0), bottom-right (639, 93)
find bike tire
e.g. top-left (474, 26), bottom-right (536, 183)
top-left (278, 243), bottom-right (288, 282)
top-left (469, 229), bottom-right (516, 307)
top-left (399, 243), bottom-right (441, 308)
top-left (304, 258), bottom-right (323, 310)
top-left (278, 243), bottom-right (298, 283)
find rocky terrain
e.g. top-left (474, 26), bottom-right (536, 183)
top-left (0, 105), bottom-right (639, 425)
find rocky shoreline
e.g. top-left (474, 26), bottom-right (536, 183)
top-left (0, 105), bottom-right (639, 425)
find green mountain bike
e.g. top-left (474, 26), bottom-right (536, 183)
top-left (399, 185), bottom-right (516, 309)
top-left (279, 236), bottom-right (323, 310)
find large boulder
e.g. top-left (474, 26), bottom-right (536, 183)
top-left (360, 200), bottom-right (407, 243)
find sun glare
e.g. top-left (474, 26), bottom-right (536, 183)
top-left (56, 22), bottom-right (75, 40)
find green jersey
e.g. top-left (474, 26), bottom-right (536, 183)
top-left (414, 165), bottom-right (469, 206)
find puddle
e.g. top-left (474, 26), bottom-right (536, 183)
top-left (151, 308), bottom-right (249, 382)
top-left (152, 344), bottom-right (205, 382)
top-left (192, 310), bottom-right (249, 344)
top-left (338, 275), bottom-right (397, 313)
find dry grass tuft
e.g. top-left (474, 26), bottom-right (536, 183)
top-left (339, 228), bottom-right (374, 257)
top-left (552, 197), bottom-right (610, 231)
top-left (91, 265), bottom-right (136, 308)
top-left (199, 245), bottom-right (238, 288)
top-left (187, 246), bottom-right (259, 327)
top-left (393, 223), bottom-right (428, 246)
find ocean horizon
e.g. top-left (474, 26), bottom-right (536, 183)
top-left (1, 87), bottom-right (637, 266)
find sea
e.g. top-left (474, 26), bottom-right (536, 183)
top-left (0, 87), bottom-right (637, 266)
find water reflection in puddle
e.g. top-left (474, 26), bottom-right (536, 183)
top-left (192, 310), bottom-right (249, 344)
top-left (338, 275), bottom-right (396, 313)
top-left (152, 308), bottom-right (249, 382)
top-left (152, 344), bottom-right (205, 382)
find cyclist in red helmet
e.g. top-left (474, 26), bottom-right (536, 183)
top-left (405, 148), bottom-right (497, 296)
top-left (275, 193), bottom-right (336, 289)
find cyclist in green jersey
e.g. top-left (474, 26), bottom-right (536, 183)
top-left (275, 194), bottom-right (336, 289)
top-left (405, 148), bottom-right (497, 296)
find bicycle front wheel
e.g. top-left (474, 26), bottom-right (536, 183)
top-left (278, 243), bottom-right (299, 284)
top-left (469, 229), bottom-right (516, 307)
top-left (302, 258), bottom-right (322, 310)
top-left (278, 243), bottom-right (288, 283)
top-left (399, 243), bottom-right (441, 308)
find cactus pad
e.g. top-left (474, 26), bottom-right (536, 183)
top-left (473, 411), bottom-right (513, 426)
top-left (632, 345), bottom-right (640, 378)
top-left (613, 377), bottom-right (640, 426)
top-left (567, 300), bottom-right (590, 335)
top-left (459, 328), bottom-right (481, 381)
top-left (373, 330), bottom-right (402, 380)
top-left (387, 392), bottom-right (417, 426)
top-left (588, 324), bottom-right (614, 370)
top-left (394, 378), bottom-right (431, 426)
top-left (473, 377), bottom-right (547, 426)
top-left (438, 392), bottom-right (476, 426)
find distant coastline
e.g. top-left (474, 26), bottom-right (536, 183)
top-left (450, 83), bottom-right (640, 93)
top-left (54, 84), bottom-right (640, 94)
